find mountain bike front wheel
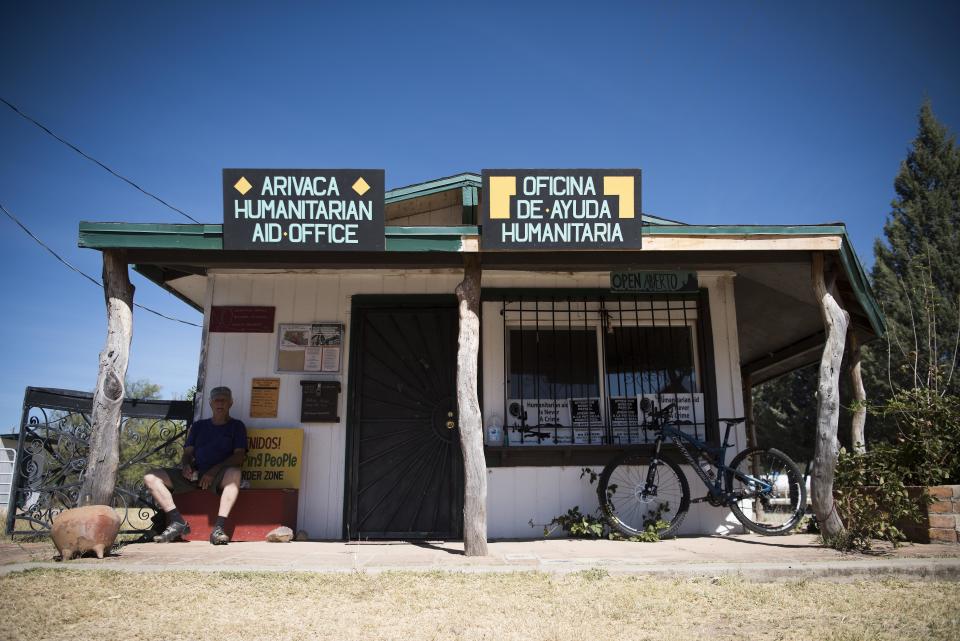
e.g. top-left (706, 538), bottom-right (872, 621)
top-left (726, 447), bottom-right (807, 535)
top-left (598, 452), bottom-right (690, 539)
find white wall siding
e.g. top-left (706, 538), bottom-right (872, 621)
top-left (200, 270), bottom-right (462, 539)
top-left (198, 268), bottom-right (746, 539)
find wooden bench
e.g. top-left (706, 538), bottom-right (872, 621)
top-left (175, 488), bottom-right (298, 542)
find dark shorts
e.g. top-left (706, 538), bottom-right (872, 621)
top-left (159, 466), bottom-right (237, 495)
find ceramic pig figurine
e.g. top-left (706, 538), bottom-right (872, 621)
top-left (51, 505), bottom-right (121, 560)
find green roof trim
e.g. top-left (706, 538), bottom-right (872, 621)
top-left (385, 173), bottom-right (481, 204)
top-left (78, 220), bottom-right (883, 337)
top-left (838, 236), bottom-right (886, 336)
top-left (80, 222), bottom-right (223, 250)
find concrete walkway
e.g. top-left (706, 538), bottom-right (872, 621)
top-left (3, 534), bottom-right (960, 580)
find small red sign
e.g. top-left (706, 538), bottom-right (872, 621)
top-left (210, 306), bottom-right (276, 333)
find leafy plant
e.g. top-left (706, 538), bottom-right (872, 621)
top-left (828, 385), bottom-right (957, 551)
top-left (828, 446), bottom-right (928, 551)
top-left (543, 467), bottom-right (668, 542)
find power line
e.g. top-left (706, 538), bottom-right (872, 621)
top-left (0, 201), bottom-right (202, 328)
top-left (0, 96), bottom-right (201, 224)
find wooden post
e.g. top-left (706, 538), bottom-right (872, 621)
top-left (455, 253), bottom-right (488, 556)
top-left (810, 252), bottom-right (848, 538)
top-left (78, 250), bottom-right (134, 506)
top-left (849, 332), bottom-right (867, 454)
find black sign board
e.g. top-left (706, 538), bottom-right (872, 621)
top-left (300, 380), bottom-right (340, 423)
top-left (610, 270), bottom-right (698, 294)
top-left (223, 169), bottom-right (385, 251)
top-left (480, 169), bottom-right (641, 250)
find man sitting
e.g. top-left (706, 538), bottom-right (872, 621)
top-left (144, 386), bottom-right (247, 545)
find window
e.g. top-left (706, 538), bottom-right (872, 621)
top-left (499, 294), bottom-right (710, 446)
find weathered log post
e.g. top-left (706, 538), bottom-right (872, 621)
top-left (849, 332), bottom-right (867, 454)
top-left (78, 250), bottom-right (134, 506)
top-left (810, 252), bottom-right (848, 538)
top-left (455, 253), bottom-right (488, 556)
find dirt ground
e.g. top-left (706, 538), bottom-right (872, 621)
top-left (0, 569), bottom-right (957, 641)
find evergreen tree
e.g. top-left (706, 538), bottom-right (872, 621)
top-left (753, 102), bottom-right (960, 451)
top-left (865, 101), bottom-right (960, 418)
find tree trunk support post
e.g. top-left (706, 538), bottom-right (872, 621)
top-left (810, 252), bottom-right (848, 539)
top-left (79, 250), bottom-right (134, 507)
top-left (455, 253), bottom-right (488, 556)
top-left (849, 332), bottom-right (867, 454)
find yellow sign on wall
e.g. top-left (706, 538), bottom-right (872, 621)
top-left (242, 428), bottom-right (304, 489)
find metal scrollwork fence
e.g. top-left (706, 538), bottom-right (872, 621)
top-left (4, 387), bottom-right (194, 538)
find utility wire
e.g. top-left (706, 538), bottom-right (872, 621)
top-left (1, 96), bottom-right (201, 224)
top-left (0, 201), bottom-right (201, 328)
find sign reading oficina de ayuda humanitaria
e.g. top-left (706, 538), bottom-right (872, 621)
top-left (222, 169), bottom-right (385, 251)
top-left (480, 169), bottom-right (642, 250)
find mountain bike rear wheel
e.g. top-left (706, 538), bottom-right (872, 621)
top-left (726, 447), bottom-right (806, 535)
top-left (598, 452), bottom-right (690, 539)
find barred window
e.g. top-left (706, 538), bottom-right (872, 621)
top-left (499, 293), bottom-right (711, 446)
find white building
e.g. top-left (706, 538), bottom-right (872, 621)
top-left (79, 172), bottom-right (882, 539)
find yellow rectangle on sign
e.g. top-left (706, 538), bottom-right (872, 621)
top-left (242, 428), bottom-right (303, 489)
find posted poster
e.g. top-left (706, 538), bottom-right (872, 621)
top-left (249, 378), bottom-right (280, 418)
top-left (506, 398), bottom-right (571, 427)
top-left (242, 428), bottom-right (304, 489)
top-left (277, 322), bottom-right (343, 373)
top-left (639, 393), bottom-right (705, 435)
top-left (569, 397), bottom-right (602, 427)
top-left (610, 396), bottom-right (644, 445)
top-left (506, 398), bottom-right (571, 446)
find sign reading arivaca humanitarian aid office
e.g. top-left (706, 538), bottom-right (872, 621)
top-left (481, 169), bottom-right (642, 250)
top-left (243, 428), bottom-right (303, 488)
top-left (223, 169), bottom-right (385, 251)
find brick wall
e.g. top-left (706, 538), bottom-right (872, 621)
top-left (924, 485), bottom-right (960, 544)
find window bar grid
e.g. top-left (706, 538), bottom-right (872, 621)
top-left (502, 294), bottom-right (701, 448)
top-left (501, 298), bottom-right (507, 446)
top-left (679, 294), bottom-right (700, 441)
top-left (632, 294), bottom-right (648, 445)
top-left (551, 297), bottom-right (558, 446)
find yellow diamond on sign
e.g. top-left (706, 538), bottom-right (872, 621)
top-left (234, 176), bottom-right (253, 195)
top-left (352, 177), bottom-right (370, 196)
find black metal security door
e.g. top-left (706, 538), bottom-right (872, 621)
top-left (346, 297), bottom-right (462, 539)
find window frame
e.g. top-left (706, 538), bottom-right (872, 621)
top-left (484, 288), bottom-right (720, 467)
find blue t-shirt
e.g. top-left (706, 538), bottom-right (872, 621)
top-left (186, 418), bottom-right (247, 474)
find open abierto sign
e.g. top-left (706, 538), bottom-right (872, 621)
top-left (241, 428), bottom-right (304, 489)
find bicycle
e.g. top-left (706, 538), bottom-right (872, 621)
top-left (597, 399), bottom-right (807, 538)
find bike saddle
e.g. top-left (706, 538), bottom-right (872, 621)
top-left (718, 417), bottom-right (746, 426)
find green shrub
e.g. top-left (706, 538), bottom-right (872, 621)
top-left (829, 387), bottom-right (958, 551)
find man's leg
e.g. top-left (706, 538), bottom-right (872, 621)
top-left (210, 466), bottom-right (241, 545)
top-left (144, 468), bottom-right (191, 542)
top-left (217, 467), bottom-right (242, 518)
top-left (143, 468), bottom-right (177, 512)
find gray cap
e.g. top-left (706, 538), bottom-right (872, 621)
top-left (209, 386), bottom-right (232, 401)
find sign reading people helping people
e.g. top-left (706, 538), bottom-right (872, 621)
top-left (481, 169), bottom-right (641, 249)
top-left (242, 428), bottom-right (303, 488)
top-left (223, 169), bottom-right (385, 251)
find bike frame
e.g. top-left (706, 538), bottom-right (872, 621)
top-left (646, 419), bottom-right (774, 501)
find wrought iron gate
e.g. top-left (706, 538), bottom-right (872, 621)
top-left (4, 386), bottom-right (193, 537)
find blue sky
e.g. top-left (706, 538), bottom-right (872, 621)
top-left (1, 1), bottom-right (958, 429)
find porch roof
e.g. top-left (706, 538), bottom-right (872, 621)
top-left (78, 220), bottom-right (881, 386)
top-left (76, 172), bottom-right (883, 385)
